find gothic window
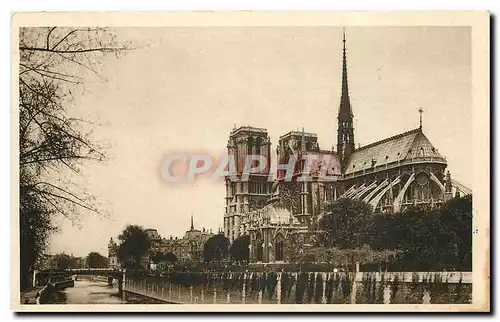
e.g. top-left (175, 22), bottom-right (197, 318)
top-left (257, 243), bottom-right (263, 262)
top-left (275, 236), bottom-right (284, 261)
top-left (255, 232), bottom-right (264, 262)
top-left (247, 137), bottom-right (254, 155)
top-left (256, 137), bottom-right (262, 155)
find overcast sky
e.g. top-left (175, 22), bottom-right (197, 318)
top-left (47, 26), bottom-right (472, 257)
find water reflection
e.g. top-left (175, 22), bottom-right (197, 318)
top-left (44, 279), bottom-right (125, 304)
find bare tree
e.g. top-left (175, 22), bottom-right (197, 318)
top-left (18, 27), bottom-right (131, 290)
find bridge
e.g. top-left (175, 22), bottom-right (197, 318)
top-left (34, 268), bottom-right (126, 291)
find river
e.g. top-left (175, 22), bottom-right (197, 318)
top-left (43, 278), bottom-right (157, 304)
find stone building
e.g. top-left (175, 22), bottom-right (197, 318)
top-left (223, 31), bottom-right (472, 263)
top-left (223, 126), bottom-right (272, 243)
top-left (149, 217), bottom-right (215, 262)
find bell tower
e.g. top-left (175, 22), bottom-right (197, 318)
top-left (336, 29), bottom-right (355, 172)
top-left (224, 126), bottom-right (271, 242)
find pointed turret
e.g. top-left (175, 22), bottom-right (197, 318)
top-left (190, 215), bottom-right (194, 231)
top-left (337, 28), bottom-right (355, 172)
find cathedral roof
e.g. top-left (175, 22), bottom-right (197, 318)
top-left (344, 128), bottom-right (446, 175)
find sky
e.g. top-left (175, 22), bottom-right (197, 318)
top-left (47, 26), bottom-right (472, 257)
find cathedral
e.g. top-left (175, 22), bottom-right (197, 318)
top-left (222, 32), bottom-right (471, 264)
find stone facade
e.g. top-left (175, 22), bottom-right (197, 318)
top-left (223, 126), bottom-right (272, 243)
top-left (149, 217), bottom-right (215, 262)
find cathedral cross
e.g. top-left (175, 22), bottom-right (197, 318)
top-left (418, 107), bottom-right (424, 129)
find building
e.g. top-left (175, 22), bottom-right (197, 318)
top-left (149, 217), bottom-right (215, 262)
top-left (223, 31), bottom-right (472, 263)
top-left (107, 237), bottom-right (120, 269)
top-left (223, 126), bottom-right (272, 242)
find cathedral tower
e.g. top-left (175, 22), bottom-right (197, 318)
top-left (224, 126), bottom-right (272, 242)
top-left (336, 30), bottom-right (355, 172)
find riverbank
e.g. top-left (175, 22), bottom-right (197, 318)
top-left (20, 286), bottom-right (46, 304)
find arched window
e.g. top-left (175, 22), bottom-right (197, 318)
top-left (247, 137), bottom-right (254, 155)
top-left (255, 137), bottom-right (262, 155)
top-left (275, 241), bottom-right (284, 261)
top-left (254, 232), bottom-right (263, 262)
top-left (275, 234), bottom-right (284, 261)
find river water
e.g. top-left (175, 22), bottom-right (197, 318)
top-left (43, 279), bottom-right (156, 304)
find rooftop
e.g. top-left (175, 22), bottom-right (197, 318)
top-left (345, 127), bottom-right (446, 175)
top-left (230, 126), bottom-right (268, 137)
top-left (279, 130), bottom-right (318, 140)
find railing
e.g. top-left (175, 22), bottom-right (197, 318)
top-left (123, 271), bottom-right (472, 304)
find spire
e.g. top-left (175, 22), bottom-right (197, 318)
top-left (190, 215), bottom-right (194, 230)
top-left (337, 28), bottom-right (355, 172)
top-left (338, 27), bottom-right (352, 120)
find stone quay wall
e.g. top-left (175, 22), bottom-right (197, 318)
top-left (123, 271), bottom-right (472, 304)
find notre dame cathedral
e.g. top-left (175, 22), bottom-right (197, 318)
top-left (222, 32), bottom-right (471, 264)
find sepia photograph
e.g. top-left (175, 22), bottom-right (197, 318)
top-left (11, 12), bottom-right (490, 312)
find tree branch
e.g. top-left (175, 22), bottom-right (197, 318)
top-left (20, 46), bottom-right (129, 54)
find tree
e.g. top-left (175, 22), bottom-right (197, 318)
top-left (319, 198), bottom-right (373, 249)
top-left (117, 225), bottom-right (151, 270)
top-left (53, 253), bottom-right (73, 270)
top-left (289, 246), bottom-right (399, 268)
top-left (18, 27), bottom-right (130, 290)
top-left (149, 251), bottom-right (163, 264)
top-left (203, 234), bottom-right (230, 264)
top-left (230, 235), bottom-right (250, 264)
top-left (439, 194), bottom-right (472, 270)
top-left (366, 195), bottom-right (472, 271)
top-left (86, 252), bottom-right (108, 268)
top-left (150, 251), bottom-right (178, 265)
top-left (164, 252), bottom-right (178, 264)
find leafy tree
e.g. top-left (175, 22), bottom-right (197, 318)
top-left (117, 225), bottom-right (151, 270)
top-left (316, 195), bottom-right (473, 271)
top-left (388, 207), bottom-right (444, 270)
top-left (150, 251), bottom-right (178, 264)
top-left (163, 252), bottom-right (178, 264)
top-left (53, 253), bottom-right (73, 270)
top-left (203, 234), bottom-right (230, 264)
top-left (319, 198), bottom-right (373, 249)
top-left (289, 246), bottom-right (398, 269)
top-left (230, 235), bottom-right (250, 264)
top-left (18, 27), bottom-right (130, 290)
top-left (439, 195), bottom-right (472, 270)
top-left (20, 182), bottom-right (56, 281)
top-left (86, 252), bottom-right (108, 268)
top-left (367, 195), bottom-right (472, 271)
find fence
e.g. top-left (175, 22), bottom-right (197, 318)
top-left (123, 271), bottom-right (472, 304)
